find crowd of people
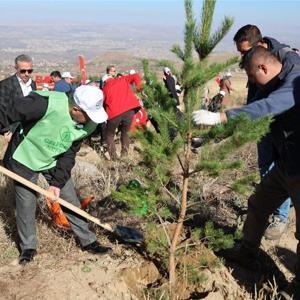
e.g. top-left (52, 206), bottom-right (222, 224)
top-left (0, 55), bottom-right (146, 265)
top-left (0, 23), bottom-right (300, 298)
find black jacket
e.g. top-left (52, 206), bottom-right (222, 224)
top-left (0, 74), bottom-right (36, 107)
top-left (0, 92), bottom-right (82, 188)
top-left (163, 75), bottom-right (180, 106)
top-left (0, 74), bottom-right (37, 134)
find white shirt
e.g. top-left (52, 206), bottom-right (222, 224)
top-left (17, 75), bottom-right (33, 96)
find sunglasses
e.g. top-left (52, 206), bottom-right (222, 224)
top-left (19, 69), bottom-right (33, 74)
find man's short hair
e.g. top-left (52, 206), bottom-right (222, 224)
top-left (15, 54), bottom-right (33, 66)
top-left (243, 46), bottom-right (279, 72)
top-left (233, 25), bottom-right (263, 47)
top-left (106, 65), bottom-right (115, 74)
top-left (50, 71), bottom-right (62, 78)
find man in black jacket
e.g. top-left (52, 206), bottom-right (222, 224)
top-left (162, 67), bottom-right (181, 106)
top-left (0, 85), bottom-right (111, 265)
top-left (0, 54), bottom-right (36, 140)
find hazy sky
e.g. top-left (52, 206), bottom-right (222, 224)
top-left (0, 0), bottom-right (299, 52)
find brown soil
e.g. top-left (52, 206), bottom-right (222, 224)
top-left (0, 69), bottom-right (298, 300)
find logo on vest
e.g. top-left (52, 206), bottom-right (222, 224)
top-left (60, 126), bottom-right (75, 143)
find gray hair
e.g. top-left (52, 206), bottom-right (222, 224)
top-left (15, 54), bottom-right (33, 66)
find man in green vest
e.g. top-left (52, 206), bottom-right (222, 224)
top-left (0, 85), bottom-right (111, 265)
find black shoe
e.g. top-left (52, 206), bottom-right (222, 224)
top-left (217, 243), bottom-right (261, 271)
top-left (191, 137), bottom-right (204, 149)
top-left (278, 278), bottom-right (300, 300)
top-left (19, 249), bottom-right (37, 266)
top-left (83, 241), bottom-right (112, 255)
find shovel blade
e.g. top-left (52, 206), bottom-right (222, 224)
top-left (114, 225), bottom-right (143, 244)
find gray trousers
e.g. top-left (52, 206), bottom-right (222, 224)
top-left (106, 109), bottom-right (135, 160)
top-left (15, 171), bottom-right (96, 250)
top-left (243, 162), bottom-right (300, 258)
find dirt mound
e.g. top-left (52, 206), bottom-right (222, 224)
top-left (0, 124), bottom-right (298, 299)
top-left (0, 247), bottom-right (143, 300)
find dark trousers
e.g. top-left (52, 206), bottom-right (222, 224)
top-left (15, 171), bottom-right (96, 250)
top-left (243, 162), bottom-right (300, 260)
top-left (106, 109), bottom-right (135, 160)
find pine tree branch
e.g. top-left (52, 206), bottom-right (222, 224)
top-left (194, 0), bottom-right (216, 60)
top-left (177, 154), bottom-right (185, 173)
top-left (160, 180), bottom-right (181, 205)
top-left (176, 242), bottom-right (199, 251)
top-left (189, 169), bottom-right (202, 176)
top-left (156, 212), bottom-right (171, 247)
top-left (184, 56), bottom-right (239, 91)
top-left (209, 16), bottom-right (234, 51)
top-left (171, 44), bottom-right (185, 61)
top-left (183, 0), bottom-right (195, 61)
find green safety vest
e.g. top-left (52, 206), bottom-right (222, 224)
top-left (13, 91), bottom-right (97, 171)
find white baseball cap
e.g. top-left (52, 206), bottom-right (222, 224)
top-left (163, 67), bottom-right (171, 74)
top-left (73, 85), bottom-right (108, 124)
top-left (62, 71), bottom-right (74, 79)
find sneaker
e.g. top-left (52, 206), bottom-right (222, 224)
top-left (19, 249), bottom-right (37, 266)
top-left (278, 278), bottom-right (300, 300)
top-left (217, 243), bottom-right (261, 271)
top-left (264, 216), bottom-right (287, 240)
top-left (83, 241), bottom-right (112, 255)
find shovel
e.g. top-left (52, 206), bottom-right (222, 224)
top-left (0, 165), bottom-right (143, 244)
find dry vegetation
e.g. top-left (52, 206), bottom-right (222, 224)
top-left (0, 70), bottom-right (297, 299)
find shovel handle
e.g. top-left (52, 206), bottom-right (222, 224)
top-left (0, 165), bottom-right (114, 232)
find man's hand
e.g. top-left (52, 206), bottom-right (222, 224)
top-left (47, 186), bottom-right (61, 201)
top-left (192, 109), bottom-right (222, 125)
top-left (192, 110), bottom-right (228, 125)
top-left (4, 131), bottom-right (13, 143)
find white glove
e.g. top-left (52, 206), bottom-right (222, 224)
top-left (192, 109), bottom-right (221, 125)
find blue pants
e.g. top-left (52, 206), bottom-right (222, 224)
top-left (258, 135), bottom-right (291, 222)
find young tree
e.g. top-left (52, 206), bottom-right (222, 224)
top-left (114, 0), bottom-right (271, 298)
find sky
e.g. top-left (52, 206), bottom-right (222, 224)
top-left (0, 0), bottom-right (299, 52)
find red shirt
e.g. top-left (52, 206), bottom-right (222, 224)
top-left (103, 74), bottom-right (141, 120)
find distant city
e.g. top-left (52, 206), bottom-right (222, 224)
top-left (0, 22), bottom-right (236, 80)
top-left (1, 4), bottom-right (299, 81)
top-left (0, 23), bottom-right (180, 78)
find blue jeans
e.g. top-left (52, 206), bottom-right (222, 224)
top-left (258, 135), bottom-right (291, 222)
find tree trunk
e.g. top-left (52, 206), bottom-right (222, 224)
top-left (169, 133), bottom-right (191, 299)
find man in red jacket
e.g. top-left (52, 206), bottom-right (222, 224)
top-left (102, 72), bottom-right (142, 160)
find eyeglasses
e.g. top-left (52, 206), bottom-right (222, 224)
top-left (19, 69), bottom-right (33, 74)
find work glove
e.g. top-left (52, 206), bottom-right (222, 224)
top-left (192, 109), bottom-right (221, 125)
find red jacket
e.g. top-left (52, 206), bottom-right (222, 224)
top-left (103, 74), bottom-right (141, 120)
